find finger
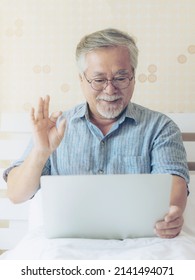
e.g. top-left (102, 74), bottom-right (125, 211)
top-left (155, 226), bottom-right (182, 238)
top-left (36, 97), bottom-right (44, 120)
top-left (43, 95), bottom-right (50, 119)
top-left (31, 107), bottom-right (35, 123)
top-left (57, 118), bottom-right (66, 139)
top-left (48, 111), bottom-right (62, 129)
top-left (156, 217), bottom-right (183, 230)
top-left (155, 221), bottom-right (169, 230)
top-left (156, 232), bottom-right (179, 239)
top-left (49, 111), bottom-right (62, 123)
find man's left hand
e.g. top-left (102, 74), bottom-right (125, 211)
top-left (154, 205), bottom-right (184, 238)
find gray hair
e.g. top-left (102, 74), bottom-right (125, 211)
top-left (76, 28), bottom-right (139, 73)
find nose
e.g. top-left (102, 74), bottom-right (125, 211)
top-left (103, 80), bottom-right (117, 95)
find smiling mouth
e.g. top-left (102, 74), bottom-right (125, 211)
top-left (97, 96), bottom-right (122, 102)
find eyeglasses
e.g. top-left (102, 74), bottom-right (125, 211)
top-left (83, 73), bottom-right (134, 91)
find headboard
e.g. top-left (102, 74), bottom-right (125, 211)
top-left (182, 133), bottom-right (195, 171)
top-left (0, 113), bottom-right (195, 253)
top-left (0, 113), bottom-right (30, 254)
top-left (166, 113), bottom-right (195, 172)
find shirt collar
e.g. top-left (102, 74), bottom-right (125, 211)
top-left (71, 103), bottom-right (87, 120)
top-left (123, 102), bottom-right (138, 124)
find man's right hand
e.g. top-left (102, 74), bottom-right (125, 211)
top-left (31, 95), bottom-right (66, 156)
top-left (7, 94), bottom-right (66, 203)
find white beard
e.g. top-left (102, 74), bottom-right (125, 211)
top-left (96, 95), bottom-right (124, 119)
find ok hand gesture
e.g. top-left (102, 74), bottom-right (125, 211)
top-left (31, 95), bottom-right (66, 156)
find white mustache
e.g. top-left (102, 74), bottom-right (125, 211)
top-left (96, 95), bottom-right (122, 102)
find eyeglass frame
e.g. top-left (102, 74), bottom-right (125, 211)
top-left (83, 72), bottom-right (135, 91)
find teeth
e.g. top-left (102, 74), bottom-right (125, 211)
top-left (97, 97), bottom-right (120, 102)
top-left (102, 99), bottom-right (117, 101)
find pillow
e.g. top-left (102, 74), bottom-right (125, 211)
top-left (28, 190), bottom-right (43, 230)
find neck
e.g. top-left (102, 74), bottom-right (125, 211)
top-left (89, 112), bottom-right (118, 135)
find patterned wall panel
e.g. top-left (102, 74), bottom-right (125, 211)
top-left (0, 0), bottom-right (194, 117)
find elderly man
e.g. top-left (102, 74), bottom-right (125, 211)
top-left (4, 28), bottom-right (189, 238)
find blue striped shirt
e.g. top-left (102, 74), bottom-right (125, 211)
top-left (4, 102), bottom-right (189, 184)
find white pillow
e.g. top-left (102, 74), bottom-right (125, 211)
top-left (28, 190), bottom-right (43, 230)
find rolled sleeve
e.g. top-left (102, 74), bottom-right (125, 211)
top-left (3, 138), bottom-right (51, 182)
top-left (151, 121), bottom-right (190, 185)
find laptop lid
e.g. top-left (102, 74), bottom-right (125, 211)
top-left (40, 174), bottom-right (172, 239)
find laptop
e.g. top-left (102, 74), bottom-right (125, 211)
top-left (40, 174), bottom-right (172, 239)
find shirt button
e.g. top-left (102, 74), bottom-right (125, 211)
top-left (98, 169), bottom-right (104, 174)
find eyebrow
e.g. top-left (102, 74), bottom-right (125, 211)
top-left (115, 69), bottom-right (130, 75)
top-left (91, 69), bottom-right (130, 77)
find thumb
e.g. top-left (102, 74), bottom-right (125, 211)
top-left (165, 205), bottom-right (181, 223)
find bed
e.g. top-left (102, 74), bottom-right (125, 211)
top-left (0, 113), bottom-right (195, 260)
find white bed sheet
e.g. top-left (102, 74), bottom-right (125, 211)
top-left (1, 227), bottom-right (195, 260)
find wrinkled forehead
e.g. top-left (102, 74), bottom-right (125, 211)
top-left (84, 46), bottom-right (132, 74)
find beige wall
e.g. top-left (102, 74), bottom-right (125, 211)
top-left (0, 0), bottom-right (195, 115)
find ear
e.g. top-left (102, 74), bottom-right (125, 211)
top-left (79, 74), bottom-right (85, 90)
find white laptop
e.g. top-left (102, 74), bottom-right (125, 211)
top-left (40, 174), bottom-right (172, 239)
